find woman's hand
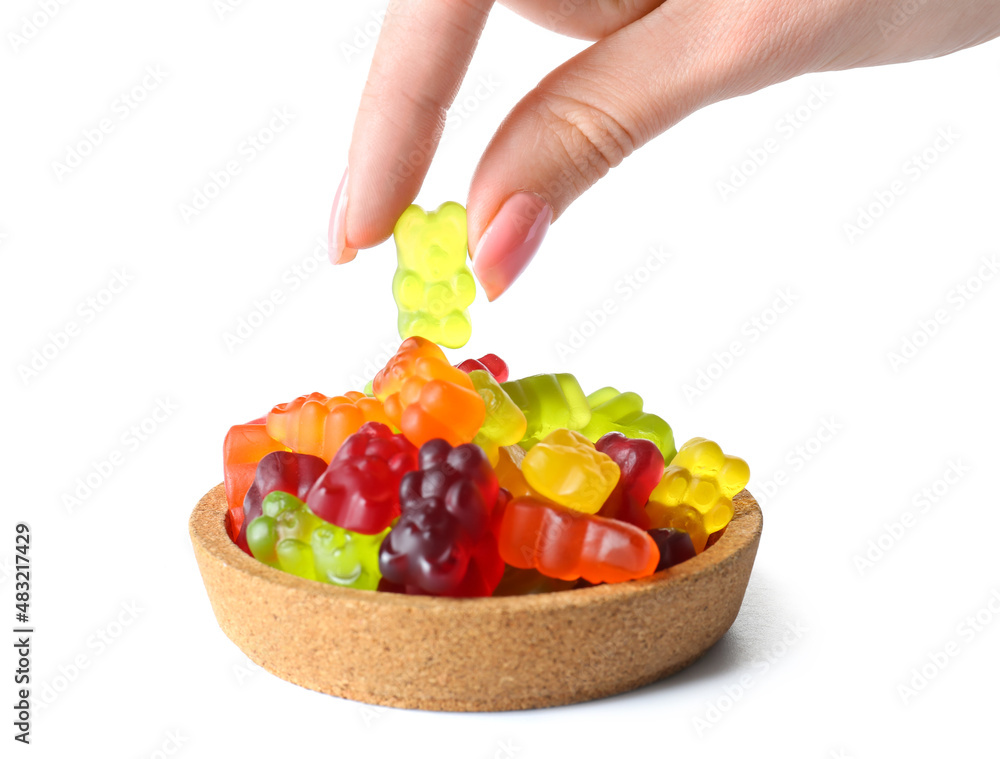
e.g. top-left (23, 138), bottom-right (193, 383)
top-left (329, 0), bottom-right (1000, 299)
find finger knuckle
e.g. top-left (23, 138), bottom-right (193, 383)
top-left (536, 93), bottom-right (637, 201)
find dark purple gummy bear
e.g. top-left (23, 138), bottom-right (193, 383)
top-left (378, 440), bottom-right (503, 597)
top-left (235, 450), bottom-right (327, 554)
top-left (649, 528), bottom-right (697, 572)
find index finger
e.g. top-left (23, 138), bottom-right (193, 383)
top-left (331, 0), bottom-right (495, 263)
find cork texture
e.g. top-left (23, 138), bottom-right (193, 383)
top-left (190, 484), bottom-right (762, 711)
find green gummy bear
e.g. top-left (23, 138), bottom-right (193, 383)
top-left (500, 373), bottom-right (592, 449)
top-left (246, 492), bottom-right (388, 590)
top-left (581, 386), bottom-right (677, 462)
top-left (468, 369), bottom-right (527, 464)
top-left (392, 202), bottom-right (475, 349)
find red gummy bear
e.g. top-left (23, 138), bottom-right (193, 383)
top-left (305, 422), bottom-right (418, 534)
top-left (595, 432), bottom-right (665, 530)
top-left (235, 450), bottom-right (328, 554)
top-left (455, 353), bottom-right (509, 384)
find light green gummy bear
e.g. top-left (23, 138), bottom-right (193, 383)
top-left (580, 387), bottom-right (677, 463)
top-left (392, 202), bottom-right (475, 349)
top-left (500, 373), bottom-right (592, 449)
top-left (246, 491), bottom-right (388, 590)
top-left (468, 369), bottom-right (527, 464)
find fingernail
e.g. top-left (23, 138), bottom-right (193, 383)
top-left (328, 166), bottom-right (358, 264)
top-left (471, 193), bottom-right (552, 301)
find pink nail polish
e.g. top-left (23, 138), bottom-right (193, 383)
top-left (328, 167), bottom-right (358, 264)
top-left (471, 193), bottom-right (552, 301)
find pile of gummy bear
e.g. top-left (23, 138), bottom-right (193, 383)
top-left (223, 339), bottom-right (750, 597)
top-left (220, 202), bottom-right (749, 597)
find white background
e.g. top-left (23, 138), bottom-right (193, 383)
top-left (3, 1), bottom-right (999, 757)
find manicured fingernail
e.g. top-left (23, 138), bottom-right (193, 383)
top-left (471, 193), bottom-right (552, 301)
top-left (328, 166), bottom-right (358, 264)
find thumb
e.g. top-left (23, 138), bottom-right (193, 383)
top-left (468, 0), bottom-right (822, 300)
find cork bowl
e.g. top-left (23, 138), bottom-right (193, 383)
top-left (190, 483), bottom-right (762, 711)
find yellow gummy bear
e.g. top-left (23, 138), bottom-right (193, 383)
top-left (392, 202), bottom-right (476, 349)
top-left (521, 429), bottom-right (620, 514)
top-left (647, 437), bottom-right (750, 548)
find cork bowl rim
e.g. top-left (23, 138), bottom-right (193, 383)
top-left (190, 483), bottom-right (762, 609)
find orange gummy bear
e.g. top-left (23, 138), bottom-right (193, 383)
top-left (222, 422), bottom-right (286, 536)
top-left (498, 496), bottom-right (660, 584)
top-left (494, 445), bottom-right (533, 499)
top-left (372, 337), bottom-right (485, 447)
top-left (266, 391), bottom-right (392, 463)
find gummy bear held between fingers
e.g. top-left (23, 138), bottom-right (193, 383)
top-left (392, 202), bottom-right (476, 349)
